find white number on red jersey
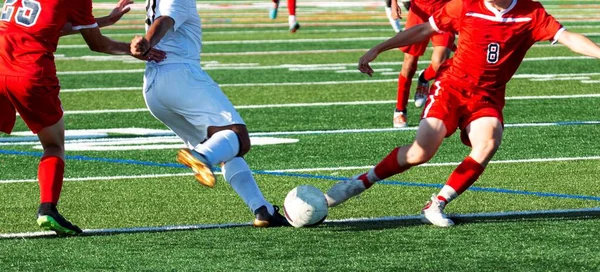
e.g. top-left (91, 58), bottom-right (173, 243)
top-left (487, 43), bottom-right (500, 64)
top-left (1, 0), bottom-right (42, 27)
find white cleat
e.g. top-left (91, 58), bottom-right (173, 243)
top-left (414, 74), bottom-right (430, 108)
top-left (421, 194), bottom-right (454, 227)
top-left (393, 111), bottom-right (407, 128)
top-left (325, 177), bottom-right (367, 207)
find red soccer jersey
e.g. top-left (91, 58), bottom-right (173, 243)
top-left (414, 0), bottom-right (451, 12)
top-left (0, 0), bottom-right (97, 78)
top-left (429, 0), bottom-right (564, 103)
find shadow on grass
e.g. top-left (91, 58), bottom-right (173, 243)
top-left (3, 207), bottom-right (599, 239)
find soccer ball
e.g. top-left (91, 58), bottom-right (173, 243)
top-left (283, 185), bottom-right (329, 228)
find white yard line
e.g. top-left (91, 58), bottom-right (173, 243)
top-left (1, 155), bottom-right (600, 185)
top-left (35, 93), bottom-right (600, 115)
top-left (2, 207), bottom-right (600, 239)
top-left (55, 56), bottom-right (594, 75)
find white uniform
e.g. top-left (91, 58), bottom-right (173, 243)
top-left (143, 0), bottom-right (244, 149)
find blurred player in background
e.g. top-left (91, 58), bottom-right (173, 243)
top-left (0, 0), bottom-right (164, 235)
top-left (269, 0), bottom-right (300, 32)
top-left (326, 0), bottom-right (600, 226)
top-left (385, 0), bottom-right (411, 33)
top-left (132, 0), bottom-right (290, 227)
top-left (393, 0), bottom-right (454, 128)
top-left (385, 0), bottom-right (403, 33)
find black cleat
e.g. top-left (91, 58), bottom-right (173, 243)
top-left (37, 203), bottom-right (82, 236)
top-left (253, 205), bottom-right (291, 228)
top-left (289, 23), bottom-right (300, 33)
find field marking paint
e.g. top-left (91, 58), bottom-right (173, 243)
top-left (55, 56), bottom-right (594, 75)
top-left (2, 207), bottom-right (599, 239)
top-left (31, 93), bottom-right (600, 115)
top-left (1, 155), bottom-right (599, 184)
top-left (1, 150), bottom-right (599, 203)
top-left (3, 121), bottom-right (600, 145)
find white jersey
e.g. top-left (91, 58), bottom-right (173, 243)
top-left (145, 0), bottom-right (202, 65)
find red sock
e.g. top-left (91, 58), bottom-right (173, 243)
top-left (396, 74), bottom-right (411, 111)
top-left (38, 156), bottom-right (65, 204)
top-left (373, 147), bottom-right (411, 180)
top-left (439, 156), bottom-right (485, 203)
top-left (287, 0), bottom-right (296, 15)
top-left (422, 65), bottom-right (437, 81)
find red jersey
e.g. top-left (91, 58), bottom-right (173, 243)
top-left (413, 0), bottom-right (451, 13)
top-left (0, 0), bottom-right (97, 78)
top-left (429, 0), bottom-right (564, 102)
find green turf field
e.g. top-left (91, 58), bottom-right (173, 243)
top-left (1, 0), bottom-right (599, 271)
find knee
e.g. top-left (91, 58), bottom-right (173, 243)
top-left (231, 129), bottom-right (251, 157)
top-left (405, 144), bottom-right (435, 165)
top-left (472, 138), bottom-right (502, 160)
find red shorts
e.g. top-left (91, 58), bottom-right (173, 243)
top-left (420, 80), bottom-right (504, 147)
top-left (0, 75), bottom-right (62, 134)
top-left (400, 5), bottom-right (455, 56)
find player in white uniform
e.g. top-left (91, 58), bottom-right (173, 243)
top-left (130, 0), bottom-right (289, 227)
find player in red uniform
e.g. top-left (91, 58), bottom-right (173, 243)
top-left (326, 0), bottom-right (600, 226)
top-left (393, 0), bottom-right (455, 128)
top-left (0, 0), bottom-right (164, 235)
top-left (269, 0), bottom-right (300, 32)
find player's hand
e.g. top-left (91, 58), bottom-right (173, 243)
top-left (133, 48), bottom-right (167, 62)
top-left (107, 0), bottom-right (133, 25)
top-left (358, 49), bottom-right (378, 77)
top-left (131, 35), bottom-right (150, 56)
top-left (391, 0), bottom-right (402, 20)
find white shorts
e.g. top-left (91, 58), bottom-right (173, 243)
top-left (143, 63), bottom-right (244, 148)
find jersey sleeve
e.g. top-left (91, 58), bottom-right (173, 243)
top-left (68, 0), bottom-right (98, 30)
top-left (156, 0), bottom-right (189, 31)
top-left (531, 4), bottom-right (565, 43)
top-left (428, 0), bottom-right (463, 33)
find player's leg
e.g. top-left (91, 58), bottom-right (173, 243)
top-left (269, 0), bottom-right (280, 19)
top-left (288, 0), bottom-right (299, 32)
top-left (148, 65), bottom-right (289, 226)
top-left (422, 117), bottom-right (503, 227)
top-left (5, 76), bottom-right (82, 235)
top-left (415, 32), bottom-right (455, 107)
top-left (385, 0), bottom-right (402, 33)
top-left (394, 53), bottom-right (418, 128)
top-left (205, 125), bottom-right (289, 227)
top-left (34, 118), bottom-right (82, 235)
top-left (325, 117), bottom-right (447, 207)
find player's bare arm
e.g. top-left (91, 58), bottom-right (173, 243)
top-left (60, 0), bottom-right (133, 37)
top-left (390, 0), bottom-right (401, 20)
top-left (557, 30), bottom-right (600, 59)
top-left (79, 27), bottom-right (165, 62)
top-left (131, 16), bottom-right (174, 57)
top-left (359, 22), bottom-right (435, 76)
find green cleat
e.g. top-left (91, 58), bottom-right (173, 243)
top-left (37, 203), bottom-right (82, 236)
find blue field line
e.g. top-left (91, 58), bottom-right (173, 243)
top-left (2, 148), bottom-right (600, 202)
top-left (0, 149), bottom-right (187, 169)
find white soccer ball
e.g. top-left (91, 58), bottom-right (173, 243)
top-left (283, 185), bottom-right (329, 228)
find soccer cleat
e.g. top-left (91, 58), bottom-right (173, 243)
top-left (269, 0), bottom-right (279, 19)
top-left (37, 203), bottom-right (82, 236)
top-left (393, 111), bottom-right (407, 128)
top-left (177, 149), bottom-right (216, 188)
top-left (325, 176), bottom-right (367, 207)
top-left (414, 73), bottom-right (430, 108)
top-left (289, 22), bottom-right (300, 33)
top-left (253, 205), bottom-right (291, 228)
top-left (421, 194), bottom-right (454, 227)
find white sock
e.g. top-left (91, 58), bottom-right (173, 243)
top-left (193, 130), bottom-right (239, 165)
top-left (289, 15), bottom-right (296, 27)
top-left (366, 168), bottom-right (381, 183)
top-left (222, 157), bottom-right (274, 215)
top-left (385, 7), bottom-right (401, 33)
top-left (437, 185), bottom-right (458, 203)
